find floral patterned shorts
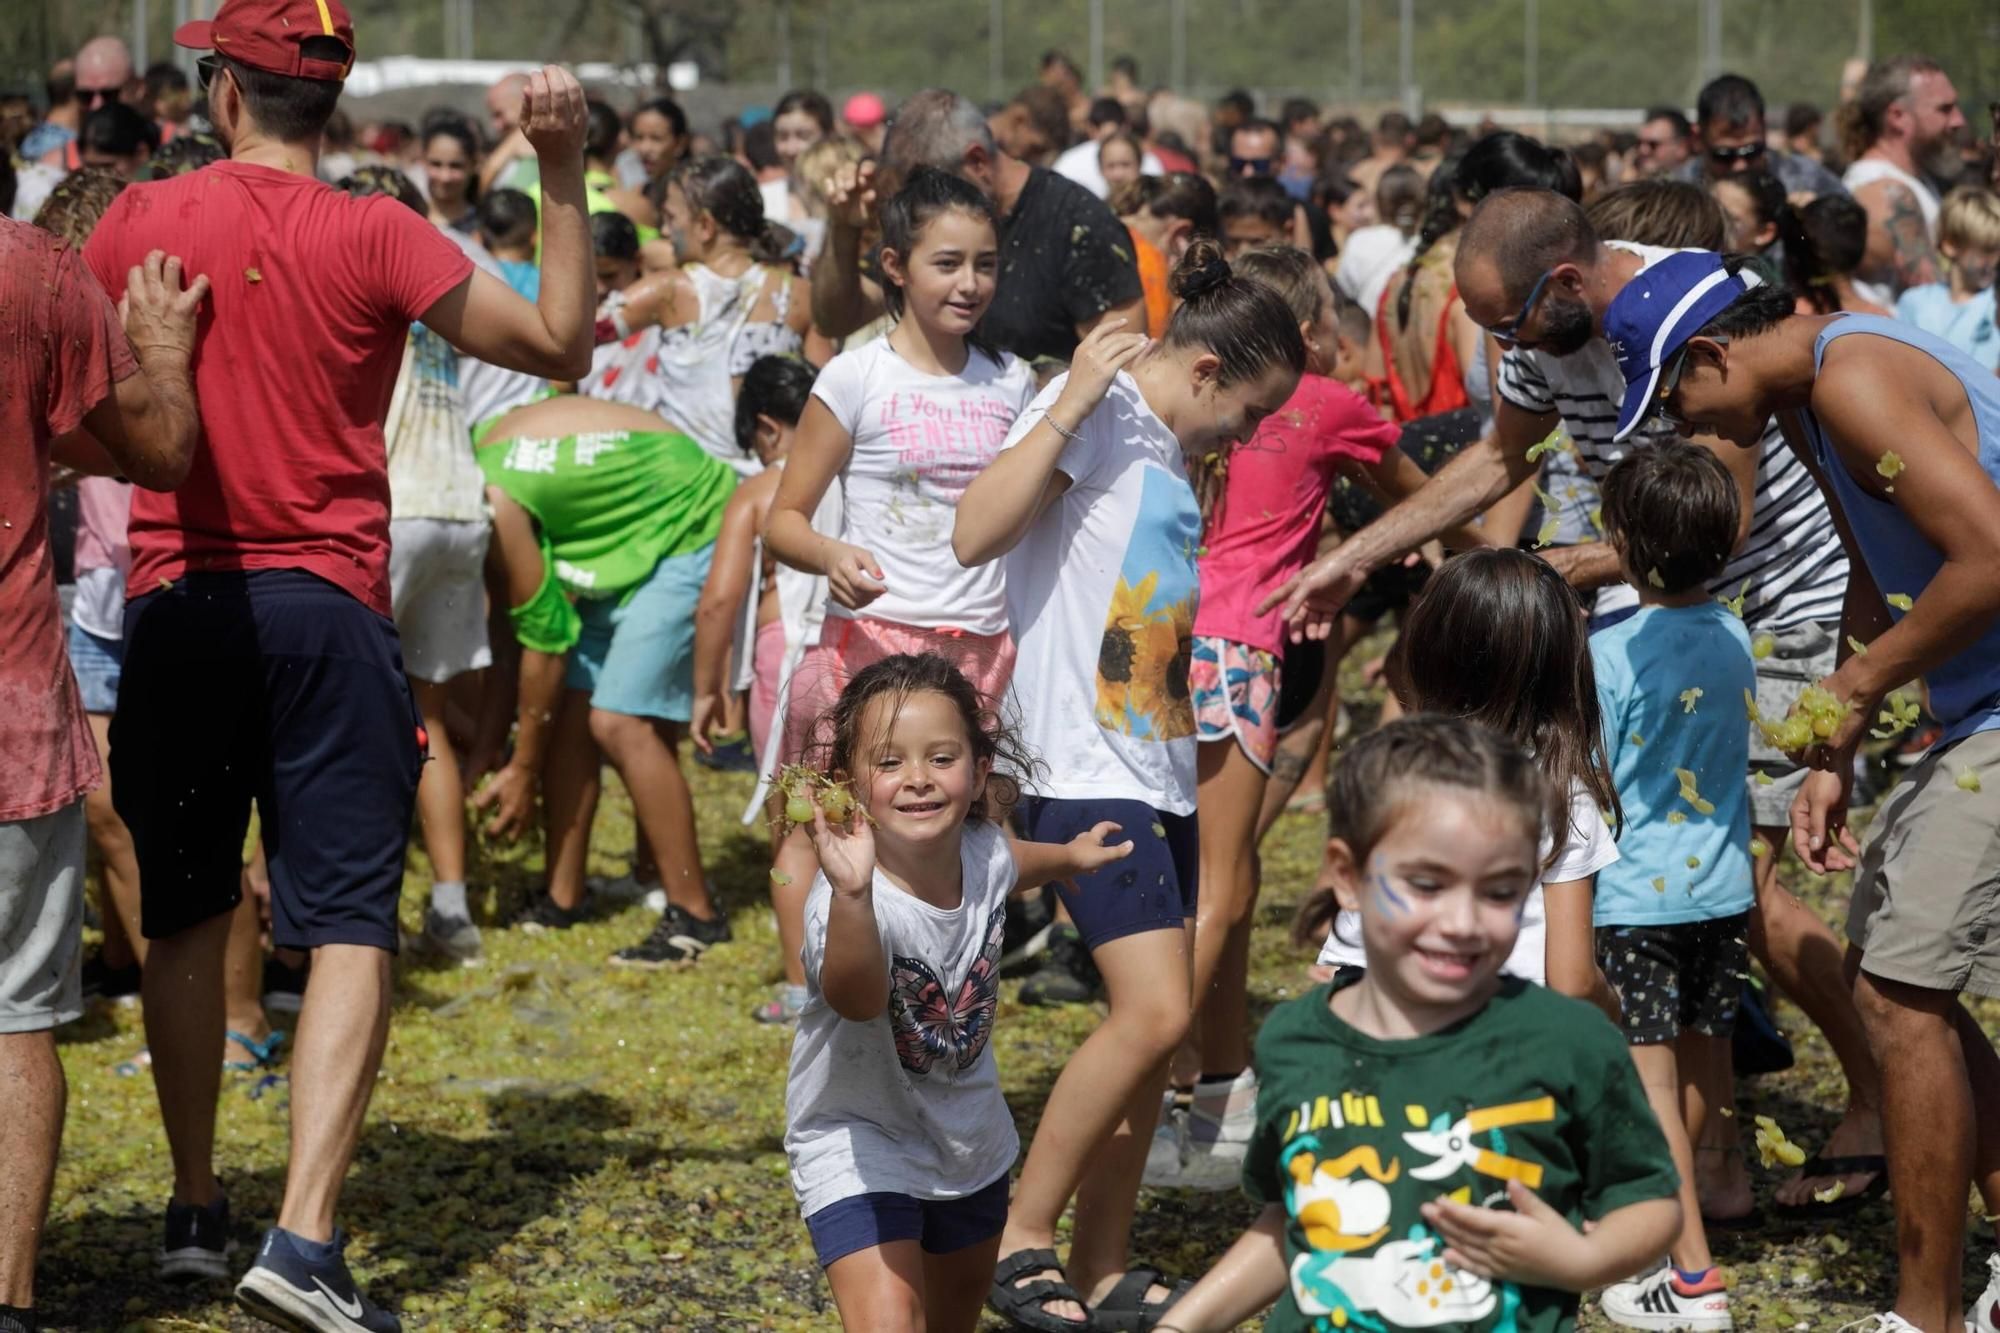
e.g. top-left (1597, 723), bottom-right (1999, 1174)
top-left (1189, 636), bottom-right (1281, 773)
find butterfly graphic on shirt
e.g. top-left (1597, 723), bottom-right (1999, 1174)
top-left (888, 903), bottom-right (1007, 1077)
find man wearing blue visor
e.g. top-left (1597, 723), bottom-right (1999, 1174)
top-left (1609, 248), bottom-right (2000, 1333)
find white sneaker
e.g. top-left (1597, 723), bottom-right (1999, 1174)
top-left (1599, 1267), bottom-right (1732, 1331)
top-left (1142, 1107), bottom-right (1186, 1187)
top-left (1836, 1316), bottom-right (1922, 1332)
top-left (1970, 1252), bottom-right (2000, 1333)
top-left (1173, 1069), bottom-right (1261, 1191)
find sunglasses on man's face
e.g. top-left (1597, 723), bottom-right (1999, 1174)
top-left (1653, 336), bottom-right (1729, 429)
top-left (1488, 267), bottom-right (1558, 350)
top-left (78, 85), bottom-right (120, 108)
top-left (1230, 156), bottom-right (1274, 177)
top-left (1707, 142), bottom-right (1764, 166)
top-left (197, 55), bottom-right (223, 92)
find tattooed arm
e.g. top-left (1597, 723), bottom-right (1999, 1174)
top-left (1857, 180), bottom-right (1942, 294)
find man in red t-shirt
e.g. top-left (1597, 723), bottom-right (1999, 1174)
top-left (0, 225), bottom-right (204, 1333)
top-left (81, 0), bottom-right (594, 1325)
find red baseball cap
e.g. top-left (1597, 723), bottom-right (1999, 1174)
top-left (175, 0), bottom-right (356, 82)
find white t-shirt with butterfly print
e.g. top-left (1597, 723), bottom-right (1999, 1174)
top-left (785, 820), bottom-right (1019, 1219)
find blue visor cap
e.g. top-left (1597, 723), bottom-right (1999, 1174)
top-left (1606, 251), bottom-right (1763, 441)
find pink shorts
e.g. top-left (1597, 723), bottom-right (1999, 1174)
top-left (782, 617), bottom-right (1016, 764)
top-left (747, 618), bottom-right (786, 763)
top-left (1190, 635), bottom-right (1280, 772)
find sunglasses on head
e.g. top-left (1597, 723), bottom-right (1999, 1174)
top-left (1489, 267), bottom-right (1558, 350)
top-left (1706, 142), bottom-right (1763, 164)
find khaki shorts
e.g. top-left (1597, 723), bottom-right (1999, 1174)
top-left (1846, 726), bottom-right (2000, 998)
top-left (1745, 620), bottom-right (1839, 828)
top-left (0, 802), bottom-right (85, 1034)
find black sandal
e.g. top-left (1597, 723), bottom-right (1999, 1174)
top-left (989, 1247), bottom-right (1091, 1332)
top-left (1771, 1152), bottom-right (1889, 1217)
top-left (1088, 1265), bottom-right (1191, 1332)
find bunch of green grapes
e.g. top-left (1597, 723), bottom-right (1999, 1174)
top-left (1748, 684), bottom-right (1852, 751)
top-left (773, 764), bottom-right (863, 830)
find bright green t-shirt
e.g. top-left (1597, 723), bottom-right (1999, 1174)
top-left (1244, 977), bottom-right (1678, 1333)
top-left (477, 427), bottom-right (734, 653)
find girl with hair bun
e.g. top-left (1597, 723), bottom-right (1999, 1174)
top-left (580, 154), bottom-right (818, 475)
top-left (956, 238), bottom-right (1305, 1333)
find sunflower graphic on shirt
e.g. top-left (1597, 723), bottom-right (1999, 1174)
top-left (1094, 468), bottom-right (1199, 741)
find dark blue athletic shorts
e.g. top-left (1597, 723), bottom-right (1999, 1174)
top-left (804, 1172), bottom-right (1011, 1268)
top-left (1020, 797), bottom-right (1198, 951)
top-left (113, 571), bottom-right (425, 952)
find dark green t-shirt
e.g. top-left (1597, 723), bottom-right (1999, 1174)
top-left (1244, 977), bottom-right (1677, 1333)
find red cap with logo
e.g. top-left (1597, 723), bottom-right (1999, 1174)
top-left (175, 0), bottom-right (356, 82)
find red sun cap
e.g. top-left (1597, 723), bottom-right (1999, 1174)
top-left (175, 0), bottom-right (356, 83)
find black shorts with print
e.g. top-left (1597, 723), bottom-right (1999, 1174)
top-left (1595, 912), bottom-right (1752, 1045)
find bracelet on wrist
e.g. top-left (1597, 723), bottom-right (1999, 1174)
top-left (1041, 410), bottom-right (1083, 445)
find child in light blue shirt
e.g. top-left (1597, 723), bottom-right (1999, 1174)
top-left (1586, 442), bottom-right (1755, 1321)
top-left (1892, 186), bottom-right (2000, 373)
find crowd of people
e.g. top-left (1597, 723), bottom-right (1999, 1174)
top-left (5, 4), bottom-right (2000, 1331)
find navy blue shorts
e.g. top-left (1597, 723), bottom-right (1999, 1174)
top-left (113, 571), bottom-right (425, 952)
top-left (804, 1172), bottom-right (1011, 1269)
top-left (1021, 797), bottom-right (1198, 951)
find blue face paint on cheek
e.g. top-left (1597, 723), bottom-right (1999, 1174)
top-left (1369, 863), bottom-right (1412, 917)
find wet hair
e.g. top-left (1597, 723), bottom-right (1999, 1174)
top-left (1696, 73), bottom-right (1766, 132)
top-left (1837, 56), bottom-right (1946, 162)
top-left (734, 354), bottom-right (817, 455)
top-left (1782, 194), bottom-right (1869, 314)
top-left (1698, 254), bottom-right (1798, 337)
top-left (1163, 238), bottom-right (1308, 386)
top-left (335, 164), bottom-right (424, 214)
top-left (1333, 286), bottom-right (1371, 343)
top-left (80, 102), bottom-right (159, 160)
top-left (1230, 244), bottom-right (1326, 326)
top-left (475, 187), bottom-right (538, 250)
top-left (584, 99), bottom-right (623, 163)
top-left (806, 653), bottom-right (1038, 825)
top-left (1326, 714), bottom-right (1558, 887)
top-left (218, 38), bottom-right (348, 142)
top-left (1396, 131), bottom-right (1577, 327)
top-left (775, 89), bottom-right (835, 135)
top-left (141, 131), bottom-right (224, 179)
top-left (1784, 102), bottom-right (1823, 142)
top-left (665, 154), bottom-right (792, 264)
top-left (1387, 547), bottom-right (1621, 837)
top-left (878, 166), bottom-right (998, 321)
top-left (1461, 188), bottom-right (1600, 309)
top-left (1375, 163), bottom-right (1425, 235)
top-left (1709, 170), bottom-right (1785, 249)
top-left (1218, 175), bottom-right (1293, 231)
top-left (1643, 107), bottom-right (1692, 140)
top-left (590, 209), bottom-right (641, 262)
top-left (33, 168), bottom-right (127, 247)
top-left (1600, 442), bottom-right (1739, 595)
top-left (1588, 178), bottom-right (1727, 250)
top-left (634, 97), bottom-right (688, 143)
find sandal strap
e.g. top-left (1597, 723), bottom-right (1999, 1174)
top-left (994, 1247), bottom-right (1066, 1286)
top-left (1100, 1266), bottom-right (1177, 1311)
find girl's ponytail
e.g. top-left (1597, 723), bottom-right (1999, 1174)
top-left (1162, 238), bottom-right (1308, 385)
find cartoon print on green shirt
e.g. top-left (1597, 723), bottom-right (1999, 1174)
top-left (1275, 1090), bottom-right (1557, 1331)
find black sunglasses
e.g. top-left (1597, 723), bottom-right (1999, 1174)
top-left (1229, 155), bottom-right (1274, 177)
top-left (1706, 142), bottom-right (1764, 165)
top-left (197, 55), bottom-right (223, 92)
top-left (1653, 335), bottom-right (1729, 428)
top-left (1489, 267), bottom-right (1558, 349)
top-left (78, 85), bottom-right (120, 108)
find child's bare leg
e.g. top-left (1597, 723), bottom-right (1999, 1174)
top-left (1629, 1041), bottom-right (1713, 1272)
top-left (825, 1240), bottom-right (926, 1333)
top-left (924, 1231), bottom-right (1005, 1333)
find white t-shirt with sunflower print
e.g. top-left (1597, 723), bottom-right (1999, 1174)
top-left (1001, 370), bottom-right (1201, 815)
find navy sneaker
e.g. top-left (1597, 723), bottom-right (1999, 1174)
top-left (235, 1228), bottom-right (401, 1333)
top-left (160, 1192), bottom-right (233, 1279)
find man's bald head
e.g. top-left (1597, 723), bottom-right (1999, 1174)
top-left (1457, 188), bottom-right (1599, 312)
top-left (74, 37), bottom-right (133, 105)
top-left (487, 72), bottom-right (529, 136)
